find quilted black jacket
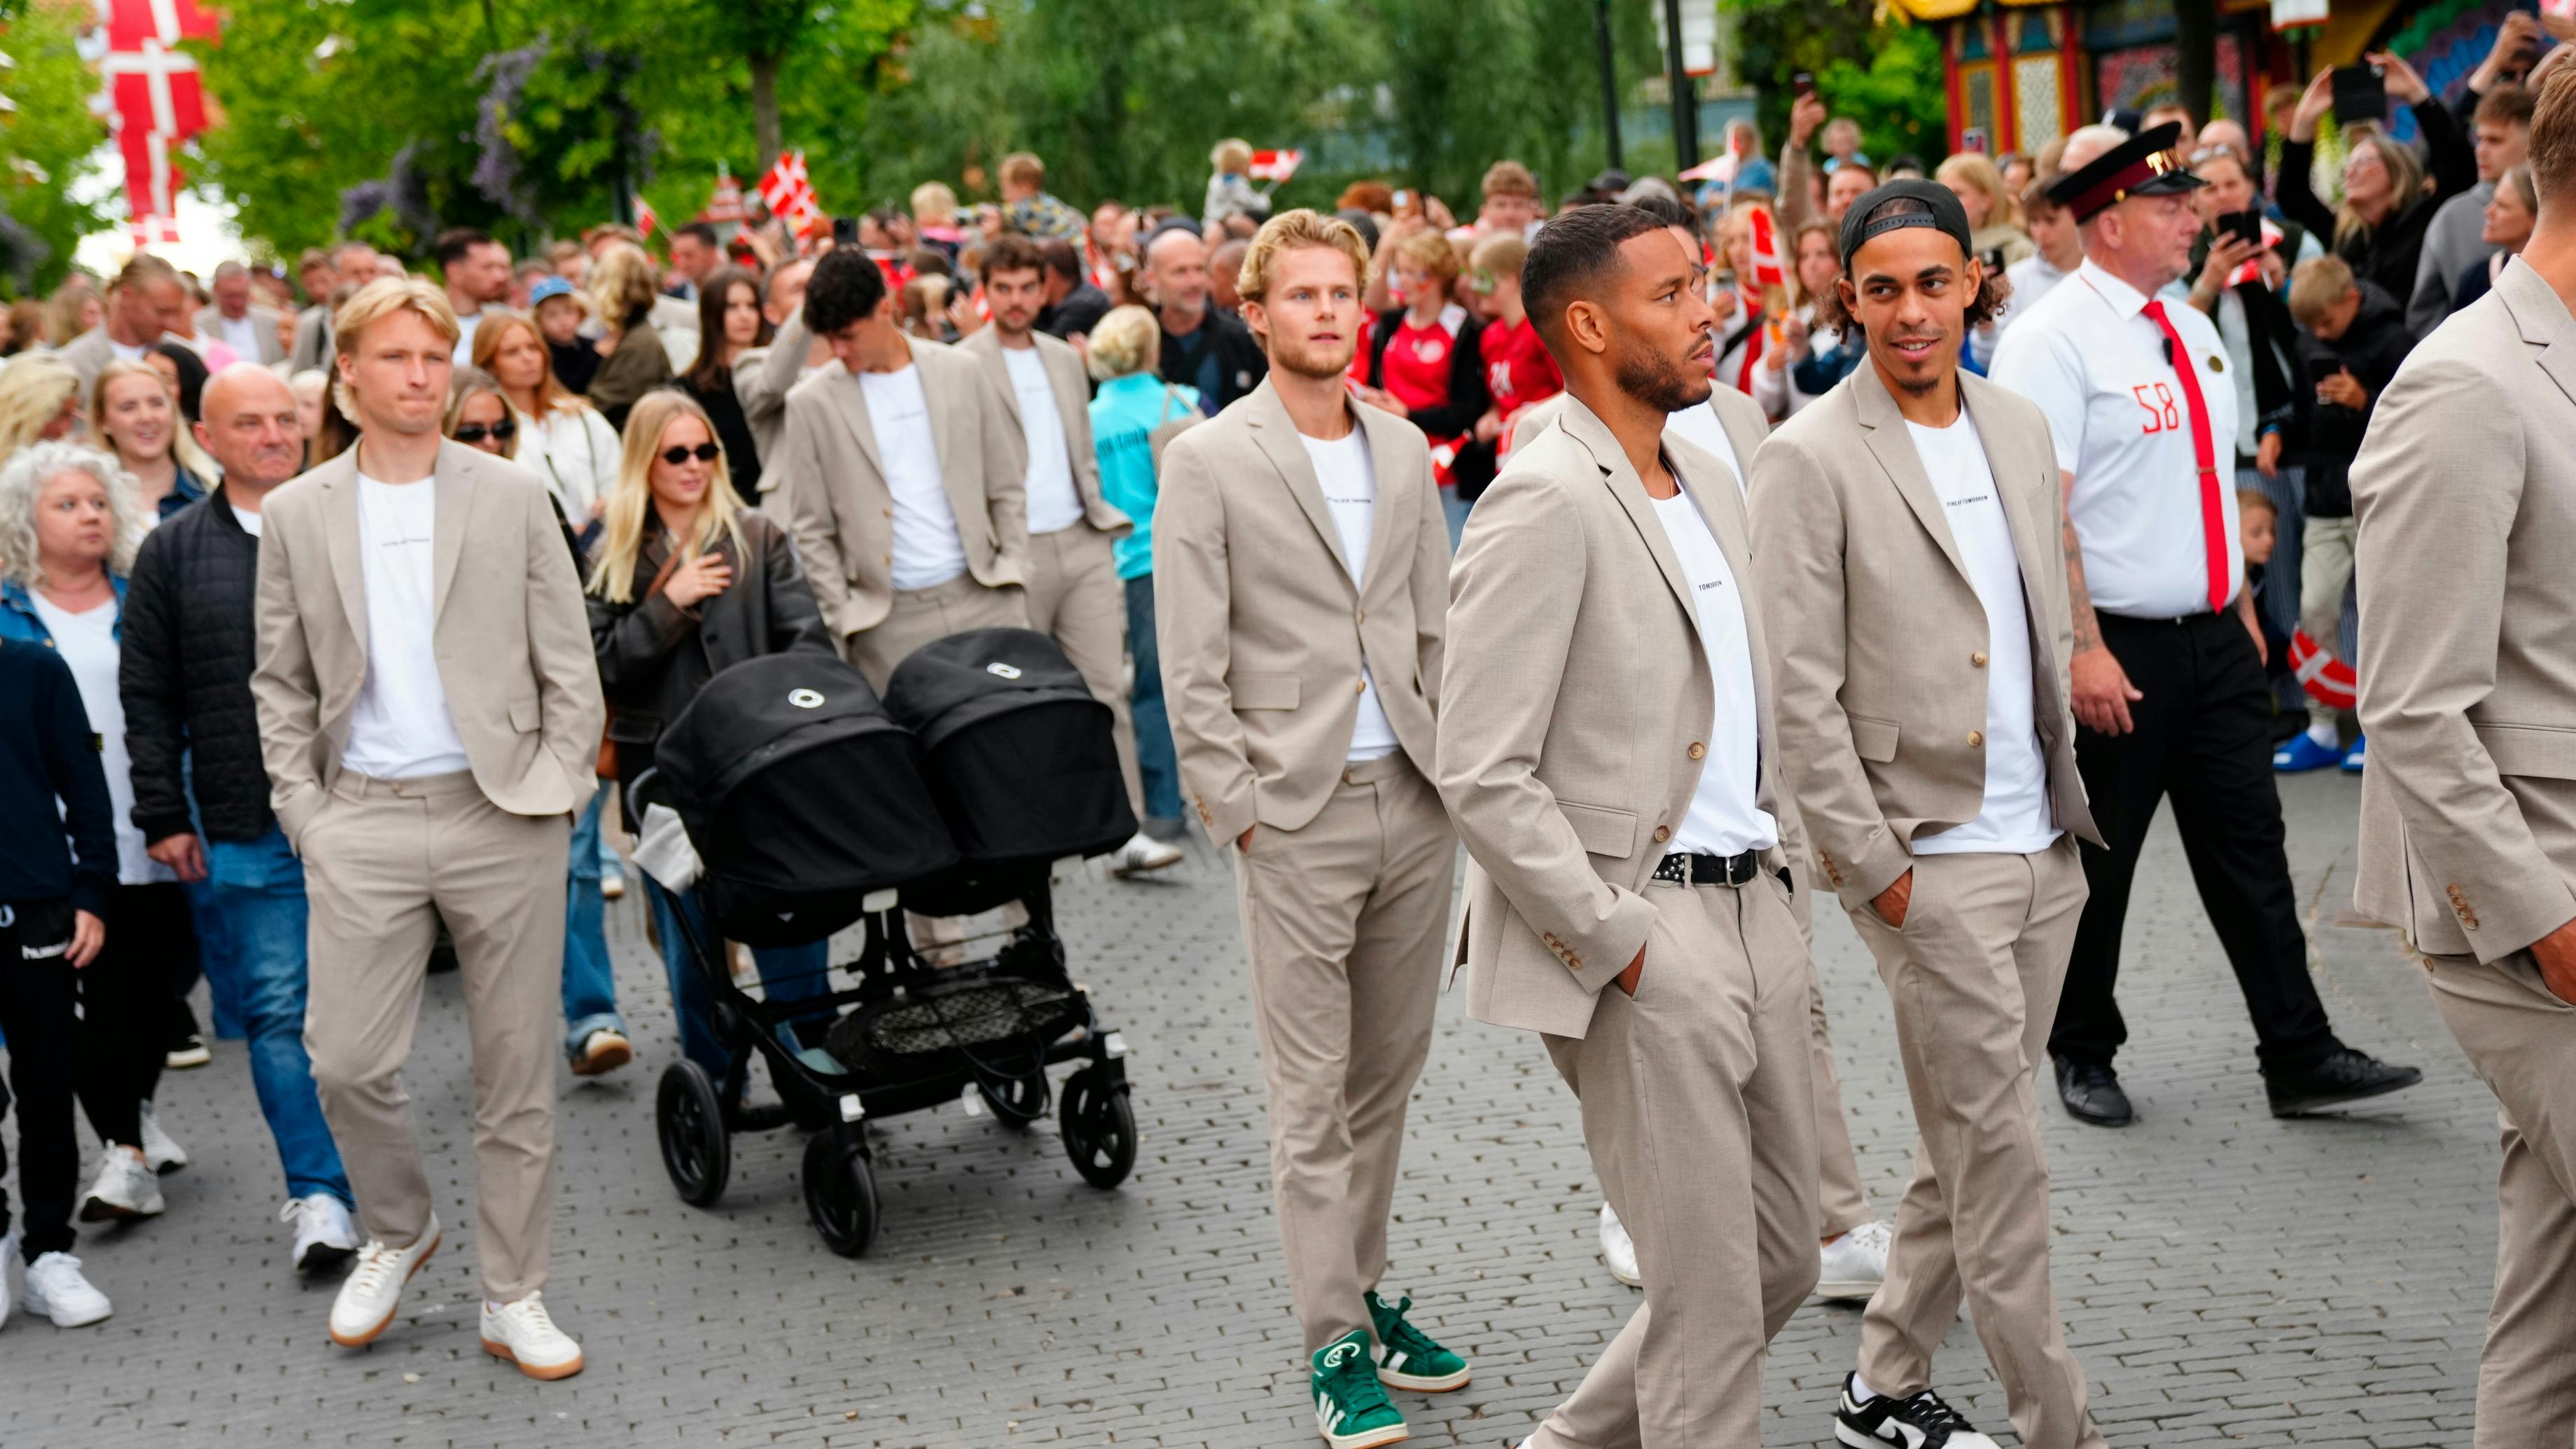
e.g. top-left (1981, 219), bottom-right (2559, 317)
top-left (122, 485), bottom-right (274, 844)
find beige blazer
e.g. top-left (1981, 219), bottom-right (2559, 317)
top-left (777, 336), bottom-right (1030, 640)
top-left (289, 306), bottom-right (333, 375)
top-left (1440, 391), bottom-right (1802, 1040)
top-left (960, 327), bottom-right (1129, 536)
top-left (1153, 378), bottom-right (1447, 847)
top-left (2353, 260), bottom-right (2576, 962)
top-left (197, 303), bottom-right (288, 364)
top-left (250, 441), bottom-right (604, 845)
top-left (59, 326), bottom-right (116, 403)
top-left (1750, 363), bottom-right (2098, 913)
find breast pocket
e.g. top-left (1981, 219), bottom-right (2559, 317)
top-left (1559, 800), bottom-right (1638, 859)
top-left (508, 695), bottom-right (543, 733)
top-left (2474, 723), bottom-right (2576, 779)
top-left (1229, 672), bottom-right (1300, 711)
top-left (1849, 715), bottom-right (1900, 763)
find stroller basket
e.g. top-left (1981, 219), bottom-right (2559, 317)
top-left (823, 975), bottom-right (1086, 1079)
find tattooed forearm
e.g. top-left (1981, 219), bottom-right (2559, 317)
top-left (2061, 471), bottom-right (2103, 654)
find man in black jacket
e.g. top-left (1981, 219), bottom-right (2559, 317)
top-left (1147, 226), bottom-right (1268, 411)
top-left (120, 364), bottom-right (359, 1274)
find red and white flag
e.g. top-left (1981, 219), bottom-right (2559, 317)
top-left (1249, 148), bottom-right (1303, 183)
top-left (99, 0), bottom-right (221, 244)
top-left (2227, 218), bottom-right (2286, 287)
top-left (1748, 205), bottom-right (1786, 291)
top-left (757, 149), bottom-right (824, 236)
top-left (634, 194), bottom-right (660, 239)
top-left (706, 165), bottom-right (746, 225)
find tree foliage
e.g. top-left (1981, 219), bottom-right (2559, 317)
top-left (1727, 0), bottom-right (1948, 167)
top-left (0, 0), bottom-right (114, 295)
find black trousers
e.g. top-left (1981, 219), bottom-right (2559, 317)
top-left (2049, 610), bottom-right (2340, 1074)
top-left (0, 898), bottom-right (81, 1260)
top-left (76, 880), bottom-right (193, 1146)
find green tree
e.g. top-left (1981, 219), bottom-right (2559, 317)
top-left (1727, 0), bottom-right (1947, 169)
top-left (0, 0), bottom-right (114, 294)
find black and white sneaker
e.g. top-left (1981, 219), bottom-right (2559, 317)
top-left (1834, 1373), bottom-right (2001, 1448)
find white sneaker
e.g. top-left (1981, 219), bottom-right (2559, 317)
top-left (480, 1291), bottom-right (585, 1380)
top-left (1817, 1220), bottom-right (1893, 1302)
top-left (22, 1252), bottom-right (111, 1327)
top-left (139, 1100), bottom-right (188, 1173)
top-left (1108, 831), bottom-right (1183, 877)
top-left (328, 1213), bottom-right (440, 1347)
top-left (282, 1194), bottom-right (361, 1276)
top-left (78, 1145), bottom-right (165, 1221)
top-left (1599, 1202), bottom-right (1641, 1287)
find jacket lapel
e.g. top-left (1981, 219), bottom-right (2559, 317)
top-left (1244, 379), bottom-right (1355, 584)
top-left (1046, 340), bottom-right (1106, 510)
top-left (1705, 387), bottom-right (1769, 499)
top-left (2500, 260), bottom-right (2576, 410)
top-left (917, 345), bottom-right (985, 542)
top-left (966, 331), bottom-right (1022, 431)
top-left (1852, 361), bottom-right (1972, 587)
top-left (430, 441), bottom-right (471, 623)
top-left (1559, 396), bottom-right (1697, 630)
top-left (319, 454), bottom-right (368, 659)
top-left (828, 365), bottom-right (886, 483)
top-left (1352, 405), bottom-right (1416, 599)
top-left (1961, 375), bottom-right (2059, 680)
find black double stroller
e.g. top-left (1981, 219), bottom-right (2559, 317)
top-left (629, 629), bottom-right (1141, 1256)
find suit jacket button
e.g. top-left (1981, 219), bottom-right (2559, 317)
top-left (1652, 826), bottom-right (1672, 844)
top-left (1971, 651), bottom-right (1989, 667)
top-left (1968, 730), bottom-right (1985, 747)
top-left (882, 507), bottom-right (893, 518)
top-left (1356, 609), bottom-right (1365, 623)
top-left (1355, 679), bottom-right (1366, 694)
top-left (1687, 742), bottom-right (1706, 760)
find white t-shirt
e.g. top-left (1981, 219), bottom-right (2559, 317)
top-left (1298, 429), bottom-right (1399, 762)
top-left (452, 309), bottom-right (482, 368)
top-left (231, 504), bottom-right (264, 536)
top-left (110, 337), bottom-right (149, 363)
top-left (861, 366), bottom-right (968, 591)
top-left (1663, 402), bottom-right (1747, 498)
top-left (1902, 412), bottom-right (2058, 856)
top-left (1650, 483), bottom-right (1778, 857)
top-left (340, 473), bottom-right (471, 779)
top-left (30, 594), bottom-right (169, 885)
top-left (1003, 345), bottom-right (1084, 535)
top-left (216, 310), bottom-right (265, 360)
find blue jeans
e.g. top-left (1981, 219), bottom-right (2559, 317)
top-left (201, 826), bottom-right (351, 1206)
top-left (562, 791), bottom-right (626, 1056)
top-left (642, 879), bottom-right (830, 1080)
top-left (1440, 484), bottom-right (1471, 550)
top-left (1123, 574), bottom-right (1185, 825)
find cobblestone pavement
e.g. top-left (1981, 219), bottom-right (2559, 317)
top-left (2, 773), bottom-right (2498, 1448)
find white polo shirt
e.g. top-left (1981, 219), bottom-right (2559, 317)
top-left (1989, 258), bottom-right (2241, 620)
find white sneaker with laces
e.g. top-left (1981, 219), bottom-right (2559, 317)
top-left (328, 1213), bottom-right (440, 1347)
top-left (283, 1194), bottom-right (361, 1276)
top-left (1108, 831), bottom-right (1184, 877)
top-left (139, 1100), bottom-right (188, 1173)
top-left (481, 1291), bottom-right (585, 1379)
top-left (1599, 1202), bottom-right (1641, 1287)
top-left (78, 1144), bottom-right (165, 1221)
top-left (22, 1252), bottom-right (111, 1327)
top-left (1817, 1219), bottom-right (1893, 1301)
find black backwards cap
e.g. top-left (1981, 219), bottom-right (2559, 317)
top-left (1837, 179), bottom-right (1976, 272)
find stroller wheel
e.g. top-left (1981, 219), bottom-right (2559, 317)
top-left (1058, 1067), bottom-right (1137, 1189)
top-left (977, 1070), bottom-right (1049, 1129)
top-left (802, 1128), bottom-right (880, 1257)
top-left (655, 1060), bottom-right (732, 1207)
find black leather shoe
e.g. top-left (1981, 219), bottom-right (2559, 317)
top-left (2264, 1047), bottom-right (2423, 1117)
top-left (2053, 1055), bottom-right (2135, 1127)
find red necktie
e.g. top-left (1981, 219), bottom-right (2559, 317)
top-left (2140, 299), bottom-right (2229, 613)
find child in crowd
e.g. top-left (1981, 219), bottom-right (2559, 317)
top-left (1467, 233), bottom-right (1561, 473)
top-left (1203, 139), bottom-right (1267, 236)
top-left (2239, 490), bottom-right (2292, 684)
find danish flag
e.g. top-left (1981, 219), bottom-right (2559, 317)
top-left (1748, 204), bottom-right (1786, 291)
top-left (757, 149), bottom-right (824, 237)
top-left (705, 165), bottom-right (746, 225)
top-left (1249, 149), bottom-right (1304, 183)
top-left (634, 194), bottom-right (659, 239)
top-left (2288, 629), bottom-right (2358, 711)
top-left (99, 0), bottom-right (221, 244)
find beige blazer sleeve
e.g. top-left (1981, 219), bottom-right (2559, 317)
top-left (1150, 427), bottom-right (1258, 847)
top-left (1437, 466), bottom-right (1657, 998)
top-left (738, 310), bottom-right (811, 447)
top-left (251, 490), bottom-right (329, 846)
top-left (778, 387), bottom-right (862, 638)
top-left (520, 471), bottom-right (606, 812)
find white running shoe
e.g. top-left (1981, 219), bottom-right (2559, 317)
top-left (480, 1291), bottom-right (585, 1380)
top-left (78, 1145), bottom-right (165, 1221)
top-left (1108, 831), bottom-right (1185, 877)
top-left (22, 1252), bottom-right (111, 1327)
top-left (1817, 1220), bottom-right (1893, 1302)
top-left (139, 1100), bottom-right (188, 1173)
top-left (328, 1214), bottom-right (440, 1347)
top-left (282, 1195), bottom-right (361, 1276)
top-left (1599, 1202), bottom-right (1641, 1287)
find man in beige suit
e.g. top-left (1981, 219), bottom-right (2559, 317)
top-left (1753, 181), bottom-right (2104, 1449)
top-left (1155, 209), bottom-right (1464, 1449)
top-left (1442, 202), bottom-right (1818, 1449)
top-left (2352, 59), bottom-right (2576, 1448)
top-left (252, 278), bottom-right (603, 1380)
top-left (775, 248), bottom-right (1029, 690)
top-left (735, 257), bottom-right (828, 517)
top-left (967, 236), bottom-right (1178, 876)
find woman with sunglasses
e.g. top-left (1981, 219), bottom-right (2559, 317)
top-left (587, 389), bottom-right (835, 1086)
top-left (441, 369), bottom-right (635, 1077)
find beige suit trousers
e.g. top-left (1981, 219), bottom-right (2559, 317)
top-left (1234, 754), bottom-right (1454, 1355)
top-left (842, 574), bottom-right (1031, 693)
top-left (1532, 873), bottom-right (1821, 1448)
top-left (300, 770), bottom-right (569, 1302)
top-left (1024, 524), bottom-right (1143, 820)
top-left (2422, 947), bottom-right (2576, 1447)
top-left (1851, 838), bottom-right (2103, 1449)
top-left (1811, 971), bottom-right (1874, 1237)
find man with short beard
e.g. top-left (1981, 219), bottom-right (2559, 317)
top-left (1442, 202), bottom-right (1818, 1449)
top-left (1148, 226), bottom-right (1267, 409)
top-left (1155, 208), bottom-right (1466, 1449)
top-left (1752, 181), bottom-right (2104, 1449)
top-left (60, 253), bottom-right (187, 402)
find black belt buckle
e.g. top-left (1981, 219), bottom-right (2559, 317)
top-left (1654, 850), bottom-right (1760, 887)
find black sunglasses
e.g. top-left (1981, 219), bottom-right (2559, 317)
top-left (662, 443), bottom-right (723, 465)
top-left (454, 419), bottom-right (516, 443)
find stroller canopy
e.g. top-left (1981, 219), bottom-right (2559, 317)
top-left (884, 629), bottom-right (1138, 867)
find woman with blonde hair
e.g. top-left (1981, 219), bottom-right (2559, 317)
top-left (0, 441), bottom-right (202, 1242)
top-left (586, 388), bottom-right (833, 1083)
top-left (583, 243), bottom-right (671, 431)
top-left (90, 359), bottom-right (215, 525)
top-left (2277, 50), bottom-right (2475, 303)
top-left (0, 354), bottom-right (87, 457)
top-left (1935, 151), bottom-right (2035, 268)
top-left (44, 282), bottom-right (102, 349)
top-left (473, 310), bottom-right (620, 529)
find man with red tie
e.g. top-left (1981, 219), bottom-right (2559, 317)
top-left (1990, 122), bottom-right (2420, 1129)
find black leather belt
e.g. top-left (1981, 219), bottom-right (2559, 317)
top-left (1654, 849), bottom-right (1761, 887)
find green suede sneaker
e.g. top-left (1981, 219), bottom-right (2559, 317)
top-left (1366, 1289), bottom-right (1472, 1392)
top-left (1311, 1329), bottom-right (1409, 1448)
